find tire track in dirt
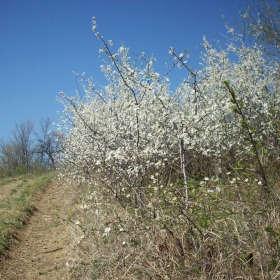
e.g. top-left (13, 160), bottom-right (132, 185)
top-left (0, 179), bottom-right (76, 280)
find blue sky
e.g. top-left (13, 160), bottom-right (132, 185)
top-left (0, 0), bottom-right (252, 140)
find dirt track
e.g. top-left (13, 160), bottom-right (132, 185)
top-left (0, 179), bottom-right (75, 280)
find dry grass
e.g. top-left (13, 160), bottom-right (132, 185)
top-left (0, 173), bottom-right (53, 256)
top-left (65, 173), bottom-right (280, 279)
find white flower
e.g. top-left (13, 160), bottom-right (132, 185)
top-left (92, 16), bottom-right (97, 31)
top-left (216, 186), bottom-right (221, 192)
top-left (80, 204), bottom-right (89, 210)
top-left (258, 181), bottom-right (262, 185)
top-left (75, 221), bottom-right (80, 225)
top-left (103, 227), bottom-right (111, 236)
top-left (169, 47), bottom-right (174, 54)
top-left (244, 178), bottom-right (249, 183)
top-left (179, 53), bottom-right (184, 59)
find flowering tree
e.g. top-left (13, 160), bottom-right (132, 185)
top-left (57, 17), bottom-right (280, 278)
top-left (239, 0), bottom-right (280, 60)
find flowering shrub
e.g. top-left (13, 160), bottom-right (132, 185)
top-left (58, 17), bottom-right (280, 279)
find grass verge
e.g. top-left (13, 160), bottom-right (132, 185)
top-left (0, 173), bottom-right (54, 256)
top-left (0, 177), bottom-right (17, 188)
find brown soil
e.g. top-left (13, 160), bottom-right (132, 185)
top-left (0, 179), bottom-right (76, 280)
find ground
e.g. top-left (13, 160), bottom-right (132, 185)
top-left (0, 178), bottom-right (76, 280)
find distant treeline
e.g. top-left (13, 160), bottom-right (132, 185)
top-left (0, 118), bottom-right (59, 177)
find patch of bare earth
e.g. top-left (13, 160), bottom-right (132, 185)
top-left (0, 180), bottom-right (76, 280)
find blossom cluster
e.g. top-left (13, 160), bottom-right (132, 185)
top-left (56, 24), bottom-right (280, 204)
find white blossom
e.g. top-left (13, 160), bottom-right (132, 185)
top-left (103, 227), bottom-right (111, 236)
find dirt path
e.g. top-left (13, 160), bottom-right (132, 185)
top-left (0, 179), bottom-right (76, 280)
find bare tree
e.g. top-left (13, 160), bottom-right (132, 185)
top-left (0, 139), bottom-right (20, 176)
top-left (0, 118), bottom-right (58, 176)
top-left (0, 120), bottom-right (34, 175)
top-left (35, 118), bottom-right (58, 170)
top-left (10, 119), bottom-right (34, 172)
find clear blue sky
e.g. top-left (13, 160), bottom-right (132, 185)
top-left (0, 0), bottom-right (252, 140)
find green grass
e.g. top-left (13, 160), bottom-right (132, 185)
top-left (0, 177), bottom-right (17, 188)
top-left (0, 173), bottom-right (54, 256)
